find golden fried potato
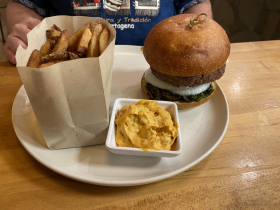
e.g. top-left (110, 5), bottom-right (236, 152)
top-left (52, 24), bottom-right (61, 32)
top-left (27, 49), bottom-right (44, 67)
top-left (77, 27), bottom-right (92, 53)
top-left (85, 22), bottom-right (93, 31)
top-left (68, 23), bottom-right (91, 52)
top-left (52, 30), bottom-right (70, 53)
top-left (28, 22), bottom-right (111, 67)
top-left (40, 40), bottom-right (53, 56)
top-left (43, 52), bottom-right (69, 63)
top-left (68, 52), bottom-right (86, 60)
top-left (46, 27), bottom-right (61, 41)
top-left (99, 27), bottom-right (110, 55)
top-left (68, 52), bottom-right (79, 60)
top-left (87, 24), bottom-right (103, 57)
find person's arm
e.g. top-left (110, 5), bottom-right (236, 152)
top-left (184, 0), bottom-right (212, 19)
top-left (4, 0), bottom-right (43, 64)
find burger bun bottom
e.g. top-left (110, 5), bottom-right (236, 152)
top-left (141, 72), bottom-right (217, 110)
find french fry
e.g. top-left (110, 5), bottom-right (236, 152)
top-left (46, 27), bottom-right (61, 41)
top-left (69, 52), bottom-right (79, 60)
top-left (52, 30), bottom-right (70, 53)
top-left (76, 27), bottom-right (92, 53)
top-left (28, 22), bottom-right (112, 68)
top-left (99, 27), bottom-right (110, 55)
top-left (27, 49), bottom-right (44, 67)
top-left (40, 40), bottom-right (53, 56)
top-left (68, 52), bottom-right (86, 60)
top-left (85, 22), bottom-right (93, 31)
top-left (52, 24), bottom-right (61, 32)
top-left (43, 52), bottom-right (69, 63)
top-left (77, 52), bottom-right (86, 58)
top-left (38, 61), bottom-right (57, 68)
top-left (68, 23), bottom-right (91, 52)
top-left (87, 24), bottom-right (103, 57)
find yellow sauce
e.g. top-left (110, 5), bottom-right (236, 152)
top-left (115, 100), bottom-right (179, 151)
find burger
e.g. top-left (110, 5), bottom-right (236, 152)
top-left (141, 13), bottom-right (230, 110)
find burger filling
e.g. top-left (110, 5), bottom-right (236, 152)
top-left (150, 65), bottom-right (225, 87)
top-left (144, 66), bottom-right (222, 102)
top-left (146, 82), bottom-right (214, 102)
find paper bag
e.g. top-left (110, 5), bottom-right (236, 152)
top-left (16, 16), bottom-right (116, 149)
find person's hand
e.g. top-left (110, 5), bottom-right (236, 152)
top-left (4, 17), bottom-right (41, 64)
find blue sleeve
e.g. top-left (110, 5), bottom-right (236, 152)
top-left (14, 0), bottom-right (50, 17)
top-left (174, 0), bottom-right (205, 14)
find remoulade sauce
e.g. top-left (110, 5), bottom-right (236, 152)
top-left (115, 100), bottom-right (178, 151)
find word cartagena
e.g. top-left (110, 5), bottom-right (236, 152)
top-left (105, 17), bottom-right (152, 30)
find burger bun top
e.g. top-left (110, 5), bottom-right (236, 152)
top-left (143, 14), bottom-right (230, 77)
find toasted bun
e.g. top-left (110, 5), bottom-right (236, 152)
top-left (143, 14), bottom-right (230, 77)
top-left (141, 72), bottom-right (216, 110)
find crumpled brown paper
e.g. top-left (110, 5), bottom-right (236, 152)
top-left (16, 16), bottom-right (116, 149)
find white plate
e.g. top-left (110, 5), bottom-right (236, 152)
top-left (12, 45), bottom-right (229, 186)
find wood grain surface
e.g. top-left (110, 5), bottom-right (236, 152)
top-left (1, 41), bottom-right (280, 209)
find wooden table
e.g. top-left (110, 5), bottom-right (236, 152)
top-left (1, 41), bottom-right (280, 209)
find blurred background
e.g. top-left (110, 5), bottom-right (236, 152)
top-left (211, 0), bottom-right (280, 43)
top-left (0, 0), bottom-right (280, 61)
top-left (0, 0), bottom-right (8, 61)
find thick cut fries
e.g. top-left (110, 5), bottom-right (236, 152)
top-left (99, 27), bottom-right (110, 55)
top-left (85, 22), bottom-right (93, 31)
top-left (69, 52), bottom-right (79, 60)
top-left (27, 49), bottom-right (44, 67)
top-left (87, 24), bottom-right (103, 57)
top-left (52, 24), bottom-right (61, 32)
top-left (40, 40), bottom-right (52, 56)
top-left (52, 30), bottom-right (70, 53)
top-left (68, 23), bottom-right (91, 52)
top-left (28, 22), bottom-right (111, 68)
top-left (46, 27), bottom-right (61, 41)
top-left (69, 52), bottom-right (86, 60)
top-left (43, 52), bottom-right (69, 63)
top-left (77, 27), bottom-right (92, 53)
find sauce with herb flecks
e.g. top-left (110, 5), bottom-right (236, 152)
top-left (115, 100), bottom-right (178, 151)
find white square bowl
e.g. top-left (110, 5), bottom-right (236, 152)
top-left (106, 98), bottom-right (182, 158)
